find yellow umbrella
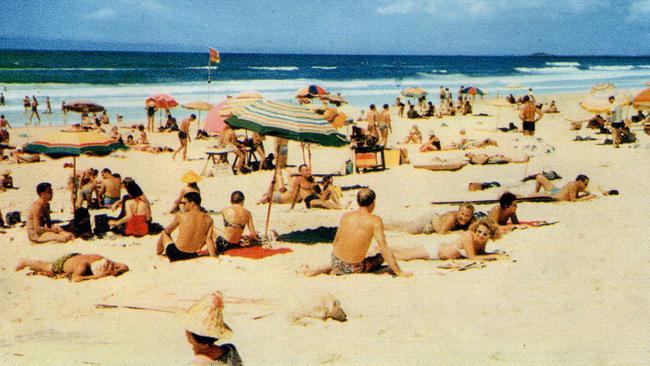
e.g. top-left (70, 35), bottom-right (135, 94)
top-left (632, 88), bottom-right (650, 110)
top-left (580, 92), bottom-right (631, 114)
top-left (182, 101), bottom-right (213, 111)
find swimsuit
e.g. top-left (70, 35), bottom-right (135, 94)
top-left (216, 235), bottom-right (241, 253)
top-left (178, 130), bottom-right (188, 140)
top-left (52, 253), bottom-right (80, 274)
top-left (550, 187), bottom-right (561, 194)
top-left (523, 121), bottom-right (535, 131)
top-left (165, 243), bottom-right (199, 262)
top-left (304, 193), bottom-right (319, 208)
top-left (330, 253), bottom-right (383, 275)
top-left (425, 243), bottom-right (440, 260)
top-left (103, 196), bottom-right (119, 206)
top-left (124, 214), bottom-right (148, 237)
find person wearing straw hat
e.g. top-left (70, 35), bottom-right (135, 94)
top-left (169, 171), bottom-right (202, 214)
top-left (181, 292), bottom-right (243, 365)
top-left (156, 192), bottom-right (217, 262)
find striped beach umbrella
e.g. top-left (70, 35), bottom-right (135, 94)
top-left (225, 100), bottom-right (348, 147)
top-left (24, 130), bottom-right (126, 157)
top-left (401, 87), bottom-right (428, 98)
top-left (460, 86), bottom-right (485, 96)
top-left (296, 85), bottom-right (329, 98)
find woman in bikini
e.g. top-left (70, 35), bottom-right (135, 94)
top-left (391, 217), bottom-right (502, 261)
top-left (216, 191), bottom-right (258, 253)
top-left (109, 181), bottom-right (151, 237)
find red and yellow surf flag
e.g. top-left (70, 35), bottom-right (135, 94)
top-left (209, 48), bottom-right (220, 64)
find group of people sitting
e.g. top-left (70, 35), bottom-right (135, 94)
top-left (416, 129), bottom-right (498, 152)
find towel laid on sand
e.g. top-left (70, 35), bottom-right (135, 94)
top-left (276, 226), bottom-right (338, 244)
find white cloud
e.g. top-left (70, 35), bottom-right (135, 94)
top-left (628, 0), bottom-right (650, 20)
top-left (139, 0), bottom-right (165, 12)
top-left (376, 0), bottom-right (610, 17)
top-left (88, 8), bottom-right (117, 19)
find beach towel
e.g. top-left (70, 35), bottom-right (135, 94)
top-left (500, 220), bottom-right (558, 233)
top-left (222, 246), bottom-right (293, 259)
top-left (276, 226), bottom-right (338, 244)
top-left (431, 196), bottom-right (557, 205)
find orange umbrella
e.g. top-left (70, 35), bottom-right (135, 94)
top-left (632, 88), bottom-right (650, 110)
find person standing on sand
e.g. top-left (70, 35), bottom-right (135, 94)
top-left (519, 95), bottom-right (543, 136)
top-left (145, 103), bottom-right (156, 132)
top-left (366, 104), bottom-right (379, 138)
top-left (0, 92), bottom-right (5, 106)
top-left (302, 188), bottom-right (410, 277)
top-left (608, 96), bottom-right (625, 148)
top-left (26, 182), bottom-right (74, 243)
top-left (378, 104), bottom-right (392, 147)
top-left (172, 114), bottom-right (196, 161)
top-left (156, 192), bottom-right (217, 261)
top-left (23, 95), bottom-right (30, 112)
top-left (29, 95), bottom-right (41, 125)
top-left (16, 254), bottom-right (129, 282)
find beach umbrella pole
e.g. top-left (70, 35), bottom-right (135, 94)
top-left (263, 144), bottom-right (282, 242)
top-left (308, 144), bottom-right (312, 170)
top-left (72, 156), bottom-right (77, 210)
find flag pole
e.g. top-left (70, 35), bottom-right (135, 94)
top-left (207, 55), bottom-right (212, 103)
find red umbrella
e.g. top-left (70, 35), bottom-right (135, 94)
top-left (145, 93), bottom-right (179, 109)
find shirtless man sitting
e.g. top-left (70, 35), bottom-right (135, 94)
top-left (100, 168), bottom-right (122, 207)
top-left (290, 164), bottom-right (318, 209)
top-left (216, 191), bottom-right (258, 253)
top-left (16, 254), bottom-right (128, 282)
top-left (384, 203), bottom-right (476, 235)
top-left (220, 122), bottom-right (246, 173)
top-left (302, 188), bottom-right (410, 277)
top-left (488, 192), bottom-right (520, 225)
top-left (156, 192), bottom-right (217, 262)
top-left (532, 174), bottom-right (596, 201)
top-left (26, 182), bottom-right (74, 243)
top-left (465, 152), bottom-right (529, 165)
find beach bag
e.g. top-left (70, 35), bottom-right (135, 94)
top-left (5, 211), bottom-right (21, 226)
top-left (147, 222), bottom-right (164, 235)
top-left (93, 214), bottom-right (110, 236)
top-left (62, 208), bottom-right (93, 239)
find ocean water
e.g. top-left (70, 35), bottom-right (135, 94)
top-left (1, 50), bottom-right (649, 126)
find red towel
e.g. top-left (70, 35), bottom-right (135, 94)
top-left (222, 246), bottom-right (293, 259)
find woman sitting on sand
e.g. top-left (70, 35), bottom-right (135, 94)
top-left (109, 180), bottom-right (152, 237)
top-left (16, 254), bottom-right (129, 282)
top-left (137, 125), bottom-right (149, 145)
top-left (217, 191), bottom-right (259, 253)
top-left (110, 126), bottom-right (123, 143)
top-left (169, 171), bottom-right (202, 213)
top-left (542, 100), bottom-right (558, 113)
top-left (461, 100), bottom-right (472, 115)
top-left (391, 217), bottom-right (502, 261)
top-left (420, 133), bottom-right (441, 151)
top-left (403, 125), bottom-right (423, 144)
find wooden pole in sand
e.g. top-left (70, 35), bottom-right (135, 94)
top-left (307, 144), bottom-right (312, 170)
top-left (72, 156), bottom-right (77, 210)
top-left (263, 143), bottom-right (282, 240)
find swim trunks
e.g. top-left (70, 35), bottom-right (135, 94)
top-left (103, 196), bottom-right (119, 206)
top-left (52, 253), bottom-right (80, 274)
top-left (216, 235), bottom-right (241, 253)
top-left (330, 253), bottom-right (384, 275)
top-left (165, 243), bottom-right (198, 262)
top-left (522, 121), bottom-right (535, 132)
top-left (550, 187), bottom-right (561, 194)
top-left (178, 130), bottom-right (188, 140)
top-left (272, 191), bottom-right (282, 203)
top-left (611, 121), bottom-right (625, 129)
top-left (304, 193), bottom-right (319, 208)
top-left (486, 156), bottom-right (507, 164)
top-left (425, 243), bottom-right (440, 260)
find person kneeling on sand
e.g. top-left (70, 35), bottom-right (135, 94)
top-left (532, 174), bottom-right (596, 201)
top-left (302, 188), bottom-right (410, 277)
top-left (384, 203), bottom-right (476, 235)
top-left (216, 191), bottom-right (259, 253)
top-left (27, 182), bottom-right (74, 243)
top-left (488, 192), bottom-right (520, 225)
top-left (391, 217), bottom-right (501, 261)
top-left (16, 254), bottom-right (128, 282)
top-left (156, 192), bottom-right (217, 261)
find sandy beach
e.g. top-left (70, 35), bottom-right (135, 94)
top-left (1, 90), bottom-right (649, 365)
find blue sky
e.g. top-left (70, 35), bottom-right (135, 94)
top-left (1, 0), bottom-right (649, 55)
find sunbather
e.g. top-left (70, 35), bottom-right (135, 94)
top-left (16, 254), bottom-right (128, 282)
top-left (465, 152), bottom-right (529, 165)
top-left (384, 203), bottom-right (476, 234)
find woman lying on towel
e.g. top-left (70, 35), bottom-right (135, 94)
top-left (391, 217), bottom-right (502, 261)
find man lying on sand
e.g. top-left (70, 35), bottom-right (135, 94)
top-left (488, 192), bottom-right (519, 225)
top-left (384, 203), bottom-right (476, 235)
top-left (156, 192), bottom-right (217, 261)
top-left (302, 188), bottom-right (410, 277)
top-left (27, 182), bottom-right (74, 243)
top-left (465, 152), bottom-right (529, 165)
top-left (531, 174), bottom-right (596, 201)
top-left (216, 191), bottom-right (259, 253)
top-left (391, 217), bottom-right (501, 261)
top-left (16, 254), bottom-right (128, 282)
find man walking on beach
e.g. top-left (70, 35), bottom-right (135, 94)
top-left (330, 188), bottom-right (409, 276)
top-left (29, 95), bottom-right (41, 125)
top-left (26, 182), bottom-right (74, 243)
top-left (608, 96), bottom-right (625, 148)
top-left (378, 104), bottom-right (392, 147)
top-left (519, 95), bottom-right (543, 136)
top-left (366, 104), bottom-right (379, 138)
top-left (156, 192), bottom-right (217, 261)
top-left (172, 114), bottom-right (196, 161)
top-left (0, 92), bottom-right (5, 106)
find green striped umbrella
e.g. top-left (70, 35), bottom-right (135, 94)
top-left (225, 100), bottom-right (348, 147)
top-left (24, 130), bottom-right (126, 157)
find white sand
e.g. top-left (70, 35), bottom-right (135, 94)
top-left (1, 91), bottom-right (649, 365)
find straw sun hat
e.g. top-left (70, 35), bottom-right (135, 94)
top-left (179, 292), bottom-right (233, 340)
top-left (181, 170), bottom-right (202, 184)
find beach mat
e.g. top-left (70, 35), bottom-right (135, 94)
top-left (276, 226), bottom-right (338, 244)
top-left (414, 163), bottom-right (466, 171)
top-left (222, 246), bottom-right (293, 259)
top-left (431, 196), bottom-right (557, 205)
top-left (501, 220), bottom-right (558, 233)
